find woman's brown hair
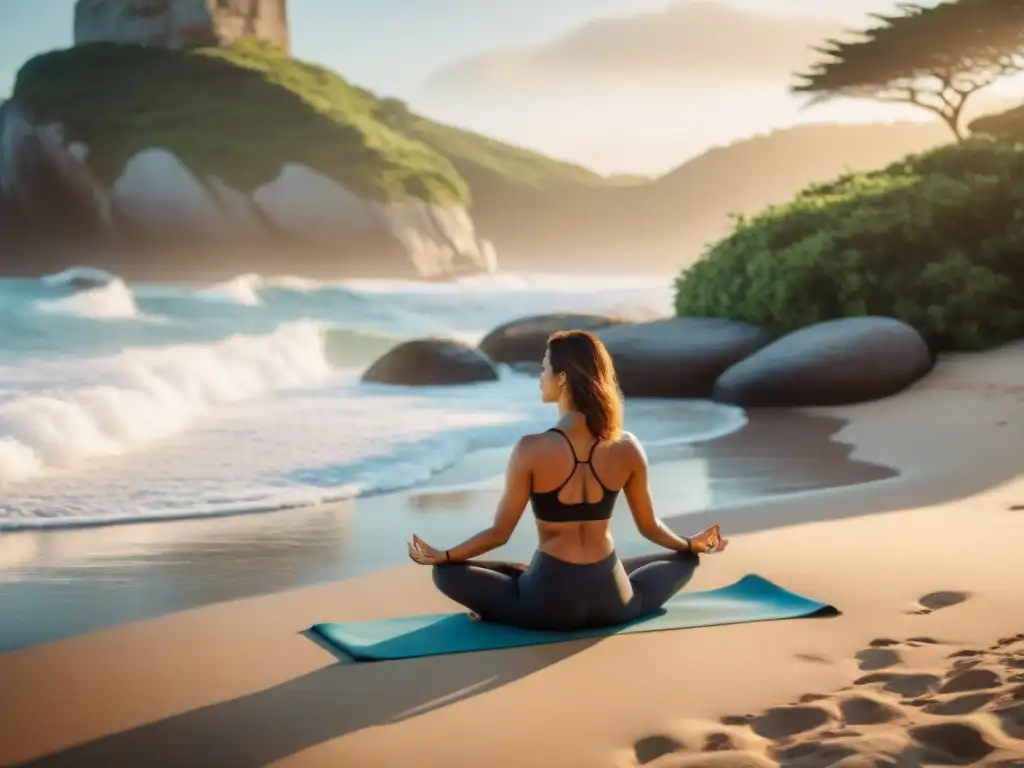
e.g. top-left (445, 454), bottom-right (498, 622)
top-left (547, 330), bottom-right (623, 441)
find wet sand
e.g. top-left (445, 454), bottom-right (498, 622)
top-left (1, 342), bottom-right (1021, 768)
top-left (0, 409), bottom-right (889, 652)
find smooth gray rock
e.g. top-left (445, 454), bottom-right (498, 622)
top-left (596, 317), bottom-right (775, 398)
top-left (713, 316), bottom-right (932, 407)
top-left (479, 313), bottom-right (628, 365)
top-left (362, 338), bottom-right (499, 386)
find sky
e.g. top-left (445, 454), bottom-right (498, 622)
top-left (1, 1), bottom-right (1019, 174)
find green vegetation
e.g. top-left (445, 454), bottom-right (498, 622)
top-left (677, 0), bottom-right (1024, 352)
top-left (792, 0), bottom-right (1024, 140)
top-left (13, 40), bottom-right (468, 202)
top-left (674, 138), bottom-right (1024, 351)
top-left (12, 40), bottom-right (622, 204)
top-left (371, 97), bottom-right (616, 199)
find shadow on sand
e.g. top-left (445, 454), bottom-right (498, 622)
top-left (18, 634), bottom-right (598, 768)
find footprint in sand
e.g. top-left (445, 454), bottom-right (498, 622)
top-left (868, 637), bottom-right (901, 648)
top-left (909, 720), bottom-right (997, 764)
top-left (854, 671), bottom-right (942, 698)
top-left (938, 667), bottom-right (1003, 694)
top-left (633, 734), bottom-right (685, 765)
top-left (855, 647), bottom-right (902, 672)
top-left (702, 732), bottom-right (736, 752)
top-left (837, 693), bottom-right (904, 726)
top-left (774, 740), bottom-right (857, 766)
top-left (996, 701), bottom-right (1024, 739)
top-left (748, 704), bottom-right (835, 740)
top-left (925, 691), bottom-right (999, 716)
top-left (906, 590), bottom-right (971, 615)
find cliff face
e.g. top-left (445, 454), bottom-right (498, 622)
top-left (0, 42), bottom-right (497, 281)
top-left (74, 0), bottom-right (290, 53)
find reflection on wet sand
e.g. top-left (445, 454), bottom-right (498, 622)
top-left (0, 409), bottom-right (893, 652)
top-left (0, 503), bottom-right (354, 652)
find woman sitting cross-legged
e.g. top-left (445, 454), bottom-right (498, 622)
top-left (406, 329), bottom-right (728, 632)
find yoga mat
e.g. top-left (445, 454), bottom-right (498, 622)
top-left (309, 574), bottom-right (838, 662)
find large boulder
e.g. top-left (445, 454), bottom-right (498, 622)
top-left (480, 313), bottom-right (629, 364)
top-left (0, 101), bottom-right (109, 250)
top-left (74, 0), bottom-right (291, 53)
top-left (362, 338), bottom-right (500, 386)
top-left (713, 316), bottom-right (933, 407)
top-left (596, 317), bottom-right (775, 398)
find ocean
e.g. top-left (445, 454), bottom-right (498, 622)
top-left (0, 268), bottom-right (748, 531)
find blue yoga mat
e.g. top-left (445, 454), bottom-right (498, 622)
top-left (309, 574), bottom-right (837, 662)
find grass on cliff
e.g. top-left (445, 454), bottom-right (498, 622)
top-left (674, 137), bottom-right (1024, 352)
top-left (12, 40), bottom-right (469, 202)
top-left (371, 97), bottom-right (617, 193)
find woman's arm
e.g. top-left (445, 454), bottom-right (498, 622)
top-left (622, 434), bottom-right (693, 552)
top-left (444, 437), bottom-right (533, 562)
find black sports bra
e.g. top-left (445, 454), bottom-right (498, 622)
top-left (529, 428), bottom-right (620, 523)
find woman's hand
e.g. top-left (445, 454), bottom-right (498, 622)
top-left (407, 533), bottom-right (448, 565)
top-left (690, 524), bottom-right (729, 554)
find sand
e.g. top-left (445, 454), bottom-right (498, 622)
top-left (1, 341), bottom-right (1022, 768)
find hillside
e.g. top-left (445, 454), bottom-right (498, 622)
top-left (674, 136), bottom-right (1024, 351)
top-left (8, 40), bottom-right (997, 275)
top-left (13, 40), bottom-right (625, 209)
top-left (459, 121), bottom-right (958, 272)
top-left (12, 41), bottom-right (469, 203)
top-left (969, 103), bottom-right (1024, 139)
top-left (373, 97), bottom-right (614, 195)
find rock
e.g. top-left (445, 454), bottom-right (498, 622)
top-left (74, 0), bottom-right (291, 53)
top-left (2, 130), bottom-right (494, 279)
top-left (252, 163), bottom-right (492, 279)
top-left (0, 101), bottom-right (109, 247)
top-left (111, 148), bottom-right (242, 240)
top-left (362, 339), bottom-right (500, 386)
top-left (480, 313), bottom-right (629, 365)
top-left (509, 361), bottom-right (542, 377)
top-left (713, 316), bottom-right (932, 407)
top-left (596, 317), bottom-right (775, 398)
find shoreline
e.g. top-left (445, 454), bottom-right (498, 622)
top-left (0, 409), bottom-right (888, 653)
top-left (0, 343), bottom-right (1020, 768)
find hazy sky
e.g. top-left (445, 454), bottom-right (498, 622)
top-left (1, 1), bottom-right (1019, 174)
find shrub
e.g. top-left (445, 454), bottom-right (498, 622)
top-left (674, 138), bottom-right (1024, 351)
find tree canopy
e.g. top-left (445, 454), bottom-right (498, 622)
top-left (792, 0), bottom-right (1024, 140)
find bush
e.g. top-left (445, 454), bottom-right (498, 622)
top-left (673, 138), bottom-right (1024, 351)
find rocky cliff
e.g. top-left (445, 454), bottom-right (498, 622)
top-left (74, 0), bottom-right (290, 53)
top-left (0, 42), bottom-right (496, 280)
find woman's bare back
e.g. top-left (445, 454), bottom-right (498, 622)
top-left (527, 427), bottom-right (633, 563)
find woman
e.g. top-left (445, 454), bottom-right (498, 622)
top-left (407, 329), bottom-right (728, 631)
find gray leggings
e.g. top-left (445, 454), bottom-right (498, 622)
top-left (432, 549), bottom-right (699, 632)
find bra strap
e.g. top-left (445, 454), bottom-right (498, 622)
top-left (547, 428), bottom-right (580, 463)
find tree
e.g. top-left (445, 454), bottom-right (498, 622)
top-left (792, 0), bottom-right (1024, 140)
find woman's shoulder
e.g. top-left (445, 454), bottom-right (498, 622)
top-left (609, 430), bottom-right (641, 449)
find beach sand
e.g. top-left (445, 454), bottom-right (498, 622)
top-left (1, 342), bottom-right (1022, 768)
